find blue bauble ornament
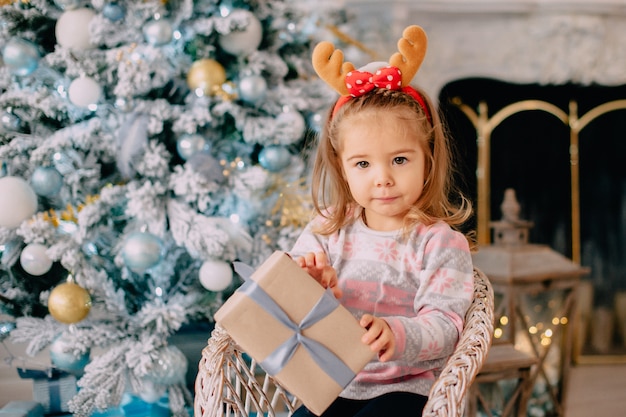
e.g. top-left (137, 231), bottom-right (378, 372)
top-left (2, 38), bottom-right (40, 76)
top-left (238, 74), bottom-right (267, 105)
top-left (31, 166), bottom-right (64, 197)
top-left (258, 145), bottom-right (291, 172)
top-left (176, 133), bottom-right (210, 161)
top-left (103, 2), bottom-right (125, 22)
top-left (50, 334), bottom-right (90, 376)
top-left (122, 231), bottom-right (164, 273)
top-left (143, 18), bottom-right (173, 46)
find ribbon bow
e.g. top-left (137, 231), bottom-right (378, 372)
top-left (345, 66), bottom-right (402, 97)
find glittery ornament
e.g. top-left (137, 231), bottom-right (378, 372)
top-left (31, 166), bottom-right (64, 197)
top-left (48, 281), bottom-right (92, 324)
top-left (144, 345), bottom-right (188, 385)
top-left (20, 243), bottom-right (53, 276)
top-left (275, 109), bottom-right (306, 145)
top-left (0, 176), bottom-right (38, 229)
top-left (186, 59), bottom-right (226, 96)
top-left (50, 333), bottom-right (90, 376)
top-left (2, 37), bottom-right (40, 76)
top-left (121, 231), bottom-right (164, 273)
top-left (198, 259), bottom-right (232, 291)
top-left (186, 153), bottom-right (225, 183)
top-left (258, 145), bottom-right (291, 172)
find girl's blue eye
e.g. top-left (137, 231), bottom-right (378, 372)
top-left (394, 156), bottom-right (408, 165)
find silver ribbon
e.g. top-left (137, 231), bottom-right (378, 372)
top-left (234, 262), bottom-right (356, 388)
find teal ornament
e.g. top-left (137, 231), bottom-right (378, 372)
top-left (54, 0), bottom-right (83, 10)
top-left (122, 231), bottom-right (164, 273)
top-left (258, 145), bottom-right (291, 172)
top-left (31, 166), bottom-right (64, 197)
top-left (143, 18), bottom-right (173, 46)
top-left (20, 243), bottom-right (53, 276)
top-left (307, 111), bottom-right (324, 133)
top-left (50, 333), bottom-right (90, 376)
top-left (2, 38), bottom-right (40, 76)
top-left (238, 74), bottom-right (267, 104)
top-left (103, 2), bottom-right (125, 22)
top-left (0, 321), bottom-right (16, 342)
top-left (144, 345), bottom-right (188, 385)
top-left (176, 133), bottom-right (210, 161)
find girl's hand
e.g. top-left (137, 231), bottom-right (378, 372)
top-left (294, 252), bottom-right (342, 299)
top-left (360, 314), bottom-right (396, 362)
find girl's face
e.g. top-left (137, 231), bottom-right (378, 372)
top-left (337, 108), bottom-right (427, 231)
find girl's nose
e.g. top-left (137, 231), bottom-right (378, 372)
top-left (375, 169), bottom-right (393, 187)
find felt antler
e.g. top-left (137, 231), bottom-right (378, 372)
top-left (312, 42), bottom-right (355, 96)
top-left (389, 25), bottom-right (428, 87)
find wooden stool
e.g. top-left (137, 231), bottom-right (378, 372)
top-left (466, 344), bottom-right (537, 417)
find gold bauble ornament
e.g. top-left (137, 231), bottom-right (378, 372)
top-left (48, 282), bottom-right (92, 324)
top-left (186, 59), bottom-right (226, 96)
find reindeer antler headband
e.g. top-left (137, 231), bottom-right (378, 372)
top-left (312, 25), bottom-right (431, 123)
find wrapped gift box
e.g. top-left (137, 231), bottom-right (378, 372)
top-left (17, 368), bottom-right (77, 415)
top-left (214, 251), bottom-right (374, 415)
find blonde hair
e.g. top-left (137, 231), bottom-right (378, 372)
top-left (309, 87), bottom-right (475, 248)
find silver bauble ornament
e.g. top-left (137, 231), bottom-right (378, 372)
top-left (53, 0), bottom-right (83, 10)
top-left (143, 18), bottom-right (173, 46)
top-left (258, 145), bottom-right (291, 172)
top-left (218, 9), bottom-right (262, 56)
top-left (0, 110), bottom-right (24, 133)
top-left (275, 109), bottom-right (306, 145)
top-left (238, 74), bottom-right (267, 104)
top-left (186, 153), bottom-right (224, 183)
top-left (31, 166), bottom-right (64, 197)
top-left (2, 38), bottom-right (40, 76)
top-left (176, 134), bottom-right (210, 161)
top-left (121, 231), bottom-right (164, 273)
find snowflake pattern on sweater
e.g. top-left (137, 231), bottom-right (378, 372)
top-left (289, 217), bottom-right (473, 399)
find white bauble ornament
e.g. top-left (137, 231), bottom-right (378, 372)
top-left (0, 176), bottom-right (38, 229)
top-left (238, 74), bottom-right (267, 104)
top-left (20, 243), bottom-right (53, 276)
top-left (199, 260), bottom-right (232, 292)
top-left (144, 345), bottom-right (188, 385)
top-left (55, 8), bottom-right (96, 50)
top-left (218, 9), bottom-right (262, 56)
top-left (68, 76), bottom-right (101, 108)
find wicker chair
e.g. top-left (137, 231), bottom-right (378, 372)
top-left (195, 267), bottom-right (494, 417)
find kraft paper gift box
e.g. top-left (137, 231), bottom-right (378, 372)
top-left (214, 251), bottom-right (374, 416)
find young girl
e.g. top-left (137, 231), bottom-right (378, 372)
top-left (289, 26), bottom-right (475, 416)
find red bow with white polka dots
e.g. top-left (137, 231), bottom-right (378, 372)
top-left (345, 66), bottom-right (402, 97)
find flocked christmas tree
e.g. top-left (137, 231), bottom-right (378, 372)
top-left (0, 0), bottom-right (351, 415)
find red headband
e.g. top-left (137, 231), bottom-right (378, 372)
top-left (331, 66), bottom-right (432, 124)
